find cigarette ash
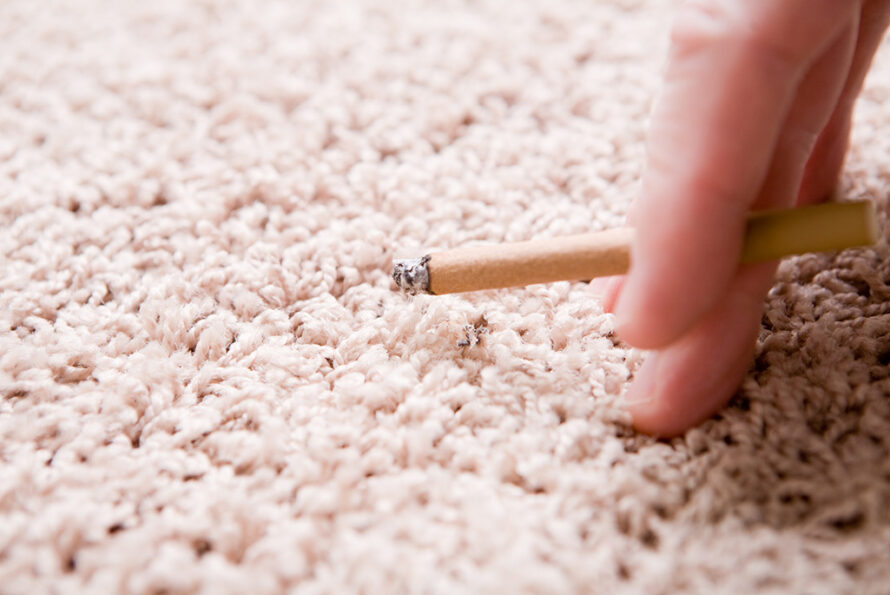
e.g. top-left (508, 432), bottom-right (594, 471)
top-left (458, 316), bottom-right (489, 347)
top-left (392, 255), bottom-right (431, 295)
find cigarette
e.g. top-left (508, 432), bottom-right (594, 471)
top-left (392, 200), bottom-right (878, 295)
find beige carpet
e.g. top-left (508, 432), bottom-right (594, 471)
top-left (2, 0), bottom-right (890, 592)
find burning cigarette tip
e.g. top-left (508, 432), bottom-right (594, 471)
top-left (392, 255), bottom-right (432, 295)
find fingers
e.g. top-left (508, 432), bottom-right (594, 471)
top-left (799, 0), bottom-right (890, 205)
top-left (614, 0), bottom-right (860, 350)
top-left (612, 0), bottom-right (890, 436)
top-left (625, 262), bottom-right (778, 437)
top-left (845, 0), bottom-right (890, 102)
top-left (621, 13), bottom-right (858, 436)
top-left (797, 108), bottom-right (852, 207)
top-left (754, 20), bottom-right (858, 210)
top-left (588, 275), bottom-right (625, 314)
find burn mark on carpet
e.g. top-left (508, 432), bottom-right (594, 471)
top-left (458, 315), bottom-right (489, 347)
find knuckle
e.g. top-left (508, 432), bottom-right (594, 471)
top-left (670, 0), bottom-right (855, 69)
top-left (669, 0), bottom-right (800, 67)
top-left (669, 0), bottom-right (739, 56)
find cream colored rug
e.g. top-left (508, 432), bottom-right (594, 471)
top-left (2, 0), bottom-right (890, 592)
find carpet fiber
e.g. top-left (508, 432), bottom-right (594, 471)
top-left (2, 0), bottom-right (890, 592)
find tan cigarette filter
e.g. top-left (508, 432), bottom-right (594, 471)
top-left (392, 200), bottom-right (879, 295)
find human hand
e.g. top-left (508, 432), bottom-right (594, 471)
top-left (598, 0), bottom-right (890, 436)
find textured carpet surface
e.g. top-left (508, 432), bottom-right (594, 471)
top-left (2, 0), bottom-right (890, 593)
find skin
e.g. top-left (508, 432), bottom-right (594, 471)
top-left (592, 0), bottom-right (890, 437)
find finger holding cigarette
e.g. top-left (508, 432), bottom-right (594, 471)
top-left (392, 200), bottom-right (878, 296)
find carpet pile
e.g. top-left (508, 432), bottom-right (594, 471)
top-left (2, 0), bottom-right (890, 592)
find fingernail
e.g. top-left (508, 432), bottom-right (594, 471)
top-left (589, 276), bottom-right (623, 314)
top-left (624, 353), bottom-right (659, 407)
top-left (588, 277), bottom-right (612, 299)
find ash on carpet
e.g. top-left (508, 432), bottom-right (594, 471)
top-left (2, 0), bottom-right (890, 593)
